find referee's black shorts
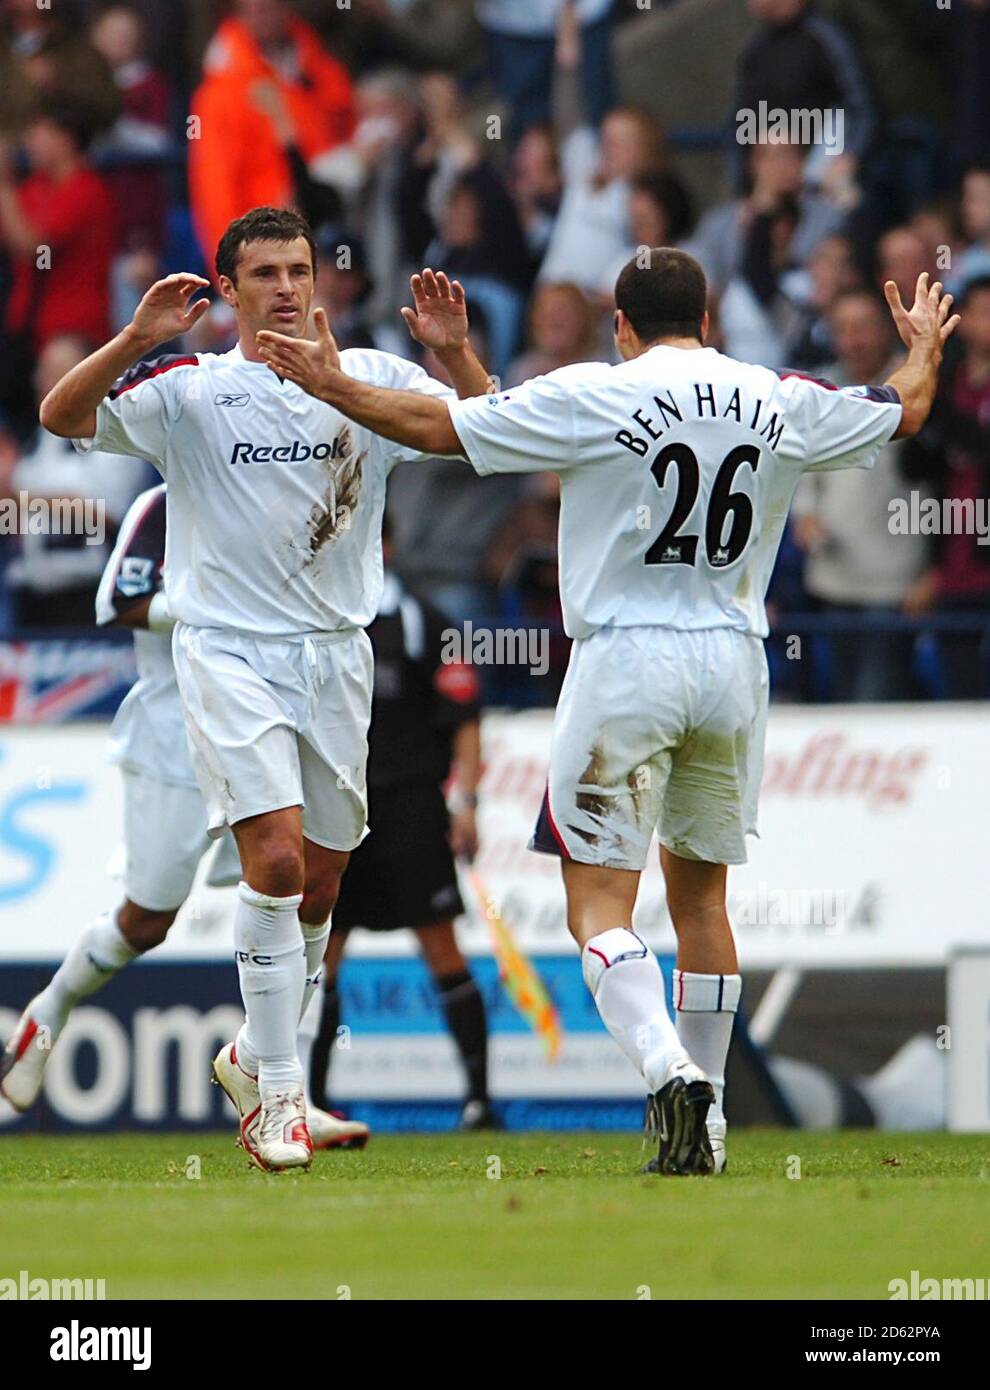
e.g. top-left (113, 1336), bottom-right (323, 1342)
top-left (333, 781), bottom-right (465, 932)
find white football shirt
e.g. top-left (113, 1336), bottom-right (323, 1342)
top-left (449, 345), bottom-right (903, 639)
top-left (76, 345), bottom-right (454, 636)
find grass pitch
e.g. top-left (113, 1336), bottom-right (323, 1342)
top-left (1, 1130), bottom-right (988, 1300)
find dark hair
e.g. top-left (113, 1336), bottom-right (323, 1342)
top-left (215, 206), bottom-right (317, 284)
top-left (614, 247), bottom-right (708, 343)
top-left (959, 275), bottom-right (990, 307)
top-left (29, 99), bottom-right (97, 154)
top-left (630, 174), bottom-right (694, 245)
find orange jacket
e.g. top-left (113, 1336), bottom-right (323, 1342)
top-left (188, 16), bottom-right (355, 269)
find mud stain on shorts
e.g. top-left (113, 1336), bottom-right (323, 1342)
top-left (573, 734), bottom-right (649, 851)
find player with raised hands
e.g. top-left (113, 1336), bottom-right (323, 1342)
top-left (256, 253), bottom-right (957, 1177)
top-left (36, 206), bottom-right (489, 1171)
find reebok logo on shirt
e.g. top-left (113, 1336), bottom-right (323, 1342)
top-left (228, 439), bottom-right (345, 465)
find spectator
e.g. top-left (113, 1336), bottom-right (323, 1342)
top-left (0, 104), bottom-right (118, 430)
top-left (732, 0), bottom-right (876, 187)
top-left (507, 282), bottom-right (598, 385)
top-left (313, 0), bottom-right (482, 76)
top-left (88, 4), bottom-right (171, 257)
top-left (952, 165), bottom-right (990, 292)
top-left (901, 276), bottom-right (990, 699)
top-left (188, 0), bottom-right (355, 267)
top-left (875, 226), bottom-right (930, 307)
top-left (822, 0), bottom-right (951, 220)
top-left (791, 290), bottom-right (925, 700)
top-left (509, 124), bottom-right (562, 274)
top-left (539, 108), bottom-right (677, 293)
top-left (599, 172), bottom-right (694, 302)
top-left (0, 0), bottom-right (120, 140)
top-left (311, 229), bottom-right (379, 353)
top-left (2, 335), bottom-right (148, 629)
top-left (307, 69), bottom-right (427, 333)
top-left (423, 168), bottom-right (529, 376)
top-left (718, 190), bottom-right (804, 368)
top-left (786, 232), bottom-right (863, 369)
top-left (685, 140), bottom-right (846, 303)
top-left (911, 197), bottom-right (962, 289)
top-left (477, 0), bottom-right (616, 141)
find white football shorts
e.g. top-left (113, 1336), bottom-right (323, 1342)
top-left (531, 625), bottom-right (769, 869)
top-left (172, 624), bottom-right (373, 851)
top-left (121, 767), bottom-right (212, 911)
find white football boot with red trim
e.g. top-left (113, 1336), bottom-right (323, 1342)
top-left (212, 1041), bottom-right (266, 1168)
top-left (257, 1085), bottom-right (312, 1171)
top-left (0, 998), bottom-right (52, 1112)
top-left (307, 1106), bottom-right (370, 1151)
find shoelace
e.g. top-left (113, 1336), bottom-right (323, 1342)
top-left (259, 1091), bottom-right (304, 1144)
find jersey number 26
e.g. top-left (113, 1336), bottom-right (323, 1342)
top-left (645, 443), bottom-right (760, 570)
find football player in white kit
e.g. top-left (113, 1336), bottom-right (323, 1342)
top-left (0, 481), bottom-right (368, 1153)
top-left (37, 207), bottom-right (490, 1170)
top-left (256, 248), bottom-right (959, 1176)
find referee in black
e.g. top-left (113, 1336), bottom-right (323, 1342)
top-left (308, 522), bottom-right (497, 1130)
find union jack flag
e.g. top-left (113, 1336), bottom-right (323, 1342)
top-left (0, 640), bottom-right (136, 723)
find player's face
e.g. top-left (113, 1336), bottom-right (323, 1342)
top-left (223, 237), bottom-right (315, 339)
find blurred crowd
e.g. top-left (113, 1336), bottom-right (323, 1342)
top-left (0, 0), bottom-right (988, 702)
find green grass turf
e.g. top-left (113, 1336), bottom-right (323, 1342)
top-left (1, 1130), bottom-right (988, 1300)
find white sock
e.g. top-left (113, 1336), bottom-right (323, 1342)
top-left (233, 882), bottom-right (305, 1096)
top-left (582, 928), bottom-right (685, 1093)
top-left (297, 988), bottom-right (322, 1109)
top-left (673, 969), bottom-right (742, 1125)
top-left (32, 910), bottom-right (138, 1038)
top-left (299, 918), bottom-right (330, 1023)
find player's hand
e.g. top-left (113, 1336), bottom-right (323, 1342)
top-left (449, 805), bottom-right (478, 864)
top-left (130, 273), bottom-right (210, 348)
top-left (884, 273), bottom-right (960, 354)
top-left (256, 307), bottom-right (342, 395)
top-left (401, 269), bottom-right (469, 353)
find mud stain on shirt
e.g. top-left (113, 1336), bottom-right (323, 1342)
top-left (306, 425), bottom-right (365, 559)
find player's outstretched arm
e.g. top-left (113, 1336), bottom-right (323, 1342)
top-left (401, 269), bottom-right (491, 399)
top-left (884, 272), bottom-right (960, 440)
top-left (40, 274), bottom-right (209, 439)
top-left (257, 310), bottom-right (462, 454)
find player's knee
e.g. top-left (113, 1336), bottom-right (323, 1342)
top-left (301, 867), bottom-right (343, 925)
top-left (244, 840), bottom-right (305, 897)
top-left (118, 906), bottom-right (177, 952)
